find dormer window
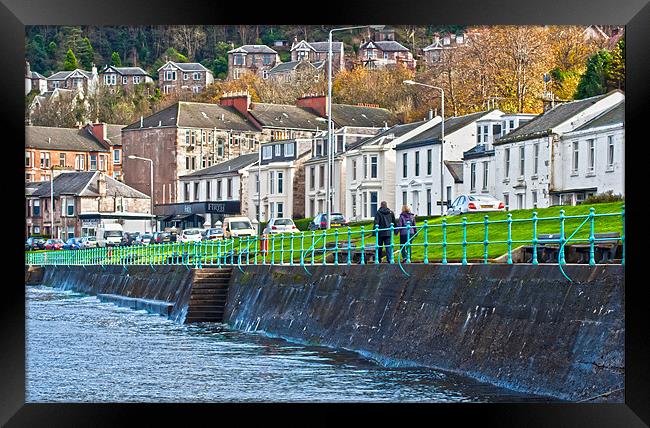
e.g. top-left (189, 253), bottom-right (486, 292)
top-left (456, 34), bottom-right (464, 44)
top-left (443, 36), bottom-right (451, 45)
top-left (477, 124), bottom-right (490, 144)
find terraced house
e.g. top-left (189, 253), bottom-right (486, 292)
top-left (25, 123), bottom-right (123, 182)
top-left (227, 45), bottom-right (280, 80)
top-left (157, 61), bottom-right (214, 94)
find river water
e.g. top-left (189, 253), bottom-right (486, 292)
top-left (26, 285), bottom-right (548, 403)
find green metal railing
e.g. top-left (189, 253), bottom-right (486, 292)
top-left (25, 206), bottom-right (625, 277)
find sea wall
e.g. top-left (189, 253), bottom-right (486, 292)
top-left (224, 264), bottom-right (624, 402)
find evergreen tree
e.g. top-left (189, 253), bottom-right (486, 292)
top-left (77, 37), bottom-right (95, 69)
top-left (608, 39), bottom-right (625, 91)
top-left (63, 49), bottom-right (79, 71)
top-left (574, 50), bottom-right (612, 99)
top-left (111, 51), bottom-right (122, 67)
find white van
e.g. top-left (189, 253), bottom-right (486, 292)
top-left (97, 223), bottom-right (124, 247)
top-left (222, 216), bottom-right (256, 239)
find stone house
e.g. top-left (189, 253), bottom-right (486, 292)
top-left (227, 45), bottom-right (280, 80)
top-left (157, 61), bottom-right (214, 95)
top-left (267, 59), bottom-right (324, 84)
top-left (46, 66), bottom-right (98, 94)
top-left (422, 32), bottom-right (468, 65)
top-left (25, 171), bottom-right (151, 239)
top-left (99, 65), bottom-right (154, 91)
top-left (358, 40), bottom-right (416, 70)
top-left (25, 61), bottom-right (47, 95)
top-left (290, 40), bottom-right (345, 74)
top-left (492, 90), bottom-right (624, 210)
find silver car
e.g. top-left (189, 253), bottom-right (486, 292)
top-left (79, 236), bottom-right (98, 248)
top-left (446, 194), bottom-right (505, 216)
top-left (263, 218), bottom-right (299, 234)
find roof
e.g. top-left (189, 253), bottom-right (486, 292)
top-left (105, 124), bottom-right (124, 146)
top-left (25, 126), bottom-right (109, 152)
top-left (31, 171), bottom-right (149, 198)
top-left (571, 101), bottom-right (624, 132)
top-left (462, 144), bottom-right (495, 160)
top-left (181, 153), bottom-right (258, 178)
top-left (331, 104), bottom-right (400, 128)
top-left (268, 61), bottom-right (305, 74)
top-left (249, 102), bottom-right (326, 130)
top-left (361, 40), bottom-right (409, 52)
top-left (444, 161), bottom-right (463, 183)
top-left (47, 69), bottom-right (94, 80)
top-left (228, 45), bottom-right (278, 54)
top-left (29, 71), bottom-right (46, 79)
top-left (347, 121), bottom-right (427, 151)
top-left (494, 91), bottom-right (620, 145)
top-left (157, 61), bottom-right (211, 73)
top-left (292, 41), bottom-right (343, 52)
top-left (395, 111), bottom-right (492, 150)
top-left (123, 102), bottom-right (259, 132)
top-left (101, 66), bottom-right (150, 77)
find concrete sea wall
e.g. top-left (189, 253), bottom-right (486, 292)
top-left (224, 264), bottom-right (624, 402)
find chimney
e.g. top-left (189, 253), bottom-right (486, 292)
top-left (140, 116), bottom-right (143, 128)
top-left (428, 110), bottom-right (433, 120)
top-left (90, 122), bottom-right (107, 143)
top-left (296, 94), bottom-right (327, 118)
top-left (220, 91), bottom-right (252, 117)
top-left (97, 172), bottom-right (106, 197)
top-left (92, 64), bottom-right (97, 77)
top-left (26, 61), bottom-right (31, 76)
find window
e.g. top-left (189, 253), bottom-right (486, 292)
top-left (503, 193), bottom-right (509, 211)
top-left (59, 153), bottom-right (66, 167)
top-left (352, 160), bottom-right (357, 181)
top-left (193, 72), bottom-right (201, 80)
top-left (185, 156), bottom-right (191, 170)
top-left (234, 54), bottom-right (245, 66)
top-left (587, 139), bottom-right (595, 173)
top-left (443, 36), bottom-right (450, 45)
top-left (33, 200), bottom-right (40, 216)
top-left (277, 202), bottom-right (284, 219)
top-left (363, 156), bottom-right (368, 179)
top-left (277, 172), bottom-right (283, 194)
top-left (369, 192), bottom-right (378, 217)
top-left (165, 70), bottom-right (176, 81)
top-left (192, 86), bottom-right (201, 94)
top-left (446, 186), bottom-right (452, 208)
top-left (99, 155), bottom-right (106, 171)
top-left (519, 145), bottom-right (525, 176)
top-left (75, 154), bottom-right (85, 170)
top-left (351, 194), bottom-right (357, 218)
top-left (104, 74), bottom-right (116, 85)
top-left (319, 165), bottom-right (325, 188)
top-left (89, 154), bottom-right (97, 171)
top-left (269, 171), bottom-right (275, 194)
top-left (532, 190), bottom-right (538, 209)
top-left (477, 124), bottom-right (489, 144)
top-left (263, 55), bottom-right (272, 65)
top-left (25, 151), bottom-right (33, 167)
top-left (40, 152), bottom-right (50, 168)
top-left (217, 179), bottom-right (222, 199)
top-left (533, 143), bottom-right (539, 175)
top-left (255, 173), bottom-right (260, 194)
top-left (427, 149), bottom-right (432, 175)
top-left (190, 131), bottom-right (196, 146)
top-left (206, 181), bottom-right (211, 200)
top-left (262, 146), bottom-right (272, 160)
top-left (66, 198), bottom-right (74, 216)
top-left (227, 178), bottom-right (233, 199)
top-left (284, 143), bottom-right (294, 157)
top-left (403, 153), bottom-right (408, 178)
top-left (415, 151), bottom-right (420, 176)
top-left (262, 70), bottom-right (269, 79)
top-left (607, 136), bottom-right (614, 169)
top-left (217, 140), bottom-right (225, 157)
top-left (426, 189), bottom-right (432, 216)
top-left (470, 163), bottom-right (476, 191)
top-left (113, 149), bottom-right (120, 164)
top-left (309, 167), bottom-right (315, 190)
top-left (370, 156), bottom-right (378, 178)
top-left (191, 156), bottom-right (196, 170)
top-left (517, 194), bottom-right (524, 210)
top-left (275, 144), bottom-right (282, 157)
top-left (310, 199), bottom-right (315, 217)
top-left (572, 141), bottom-right (579, 174)
top-left (122, 76), bottom-right (128, 84)
top-left (183, 73), bottom-right (189, 80)
top-left (482, 161), bottom-right (489, 191)
top-left (504, 148), bottom-right (510, 178)
top-left (184, 183), bottom-right (190, 202)
top-left (133, 76), bottom-right (141, 84)
top-left (402, 191), bottom-right (407, 206)
top-left (194, 182), bottom-right (199, 201)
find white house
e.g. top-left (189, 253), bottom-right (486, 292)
top-left (303, 126), bottom-right (384, 219)
top-left (394, 110), bottom-right (504, 216)
top-left (343, 119), bottom-right (439, 221)
top-left (493, 90), bottom-right (624, 210)
top-left (462, 112), bottom-right (536, 197)
top-left (248, 138), bottom-right (312, 221)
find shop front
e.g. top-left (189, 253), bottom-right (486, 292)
top-left (155, 201), bottom-right (242, 231)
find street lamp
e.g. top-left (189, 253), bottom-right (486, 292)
top-left (127, 155), bottom-right (155, 233)
top-left (326, 25), bottom-right (384, 229)
top-left (403, 80), bottom-right (446, 216)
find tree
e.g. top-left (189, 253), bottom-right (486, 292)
top-left (63, 49), bottom-right (79, 70)
top-left (574, 50), bottom-right (612, 99)
top-left (608, 38), bottom-right (625, 91)
top-left (77, 37), bottom-right (95, 69)
top-left (111, 51), bottom-right (122, 67)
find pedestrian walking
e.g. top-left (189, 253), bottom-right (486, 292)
top-left (373, 201), bottom-right (396, 263)
top-left (396, 205), bottom-right (416, 263)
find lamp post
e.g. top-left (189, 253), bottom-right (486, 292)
top-left (257, 142), bottom-right (262, 235)
top-left (127, 155), bottom-right (155, 233)
top-left (326, 25), bottom-right (384, 229)
top-left (403, 80), bottom-right (445, 216)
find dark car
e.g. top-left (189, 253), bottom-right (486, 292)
top-left (62, 237), bottom-right (83, 250)
top-left (152, 232), bottom-right (173, 244)
top-left (25, 237), bottom-right (46, 251)
top-left (308, 213), bottom-right (349, 231)
top-left (122, 231), bottom-right (141, 246)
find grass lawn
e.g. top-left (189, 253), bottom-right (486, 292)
top-left (26, 202), bottom-right (624, 265)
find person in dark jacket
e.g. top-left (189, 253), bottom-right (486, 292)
top-left (396, 205), bottom-right (417, 262)
top-left (373, 201), bottom-right (396, 263)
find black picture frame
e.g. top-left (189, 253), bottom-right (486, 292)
top-left (2, 0), bottom-right (648, 425)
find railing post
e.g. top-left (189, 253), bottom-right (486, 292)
top-left (461, 217), bottom-right (468, 265)
top-left (442, 218), bottom-right (447, 264)
top-left (423, 221), bottom-right (429, 264)
top-left (289, 234), bottom-right (294, 266)
top-left (360, 226), bottom-right (366, 265)
top-left (589, 207), bottom-right (596, 266)
top-left (280, 233), bottom-right (285, 265)
top-left (558, 210), bottom-right (564, 264)
top-left (621, 205), bottom-right (625, 266)
top-left (334, 229), bottom-right (339, 266)
top-left (346, 226), bottom-right (351, 266)
top-left (374, 225), bottom-right (379, 265)
top-left (532, 212), bottom-right (538, 265)
top-left (389, 223), bottom-right (394, 264)
top-left (483, 215), bottom-right (489, 264)
top-left (405, 221), bottom-right (411, 263)
top-left (271, 234), bottom-right (276, 265)
top-left (310, 230), bottom-right (316, 266)
top-left (507, 213), bottom-right (513, 265)
top-left (299, 232), bottom-right (305, 266)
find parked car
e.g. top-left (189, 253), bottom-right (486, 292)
top-left (203, 228), bottom-right (224, 240)
top-left (263, 218), bottom-right (299, 235)
top-left (44, 239), bottom-right (65, 250)
top-left (123, 231), bottom-right (141, 246)
top-left (446, 194), bottom-right (506, 216)
top-left (179, 228), bottom-right (203, 242)
top-left (25, 237), bottom-right (46, 251)
top-left (152, 232), bottom-right (173, 244)
top-left (222, 217), bottom-right (256, 238)
top-left (62, 237), bottom-right (83, 250)
top-left (135, 233), bottom-right (153, 245)
top-left (308, 213), bottom-right (349, 231)
top-left (79, 236), bottom-right (98, 249)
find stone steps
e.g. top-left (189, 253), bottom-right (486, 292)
top-left (184, 268), bottom-right (232, 323)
